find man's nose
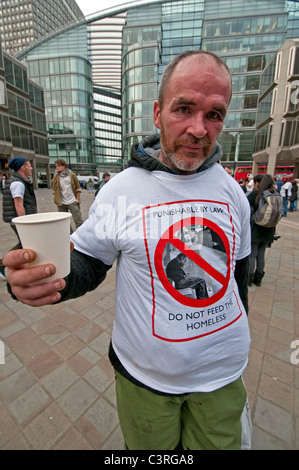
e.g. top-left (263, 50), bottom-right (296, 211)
top-left (187, 113), bottom-right (207, 139)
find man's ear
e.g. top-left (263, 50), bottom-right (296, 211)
top-left (153, 100), bottom-right (161, 130)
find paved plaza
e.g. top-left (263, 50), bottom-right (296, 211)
top-left (0, 187), bottom-right (298, 450)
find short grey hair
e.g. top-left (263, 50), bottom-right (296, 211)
top-left (158, 50), bottom-right (232, 108)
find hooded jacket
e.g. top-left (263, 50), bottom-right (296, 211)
top-left (52, 170), bottom-right (81, 206)
top-left (129, 134), bottom-right (223, 174)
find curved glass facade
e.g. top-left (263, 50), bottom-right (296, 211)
top-left (27, 53), bottom-right (93, 173)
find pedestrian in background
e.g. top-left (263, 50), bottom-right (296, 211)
top-left (52, 159), bottom-right (83, 231)
top-left (280, 176), bottom-right (292, 217)
top-left (275, 176), bottom-right (283, 193)
top-left (246, 174), bottom-right (254, 193)
top-left (87, 178), bottom-right (94, 194)
top-left (288, 179), bottom-right (298, 212)
top-left (0, 157), bottom-right (36, 280)
top-left (247, 174), bottom-right (276, 287)
top-left (95, 171), bottom-right (110, 198)
top-left (1, 174), bottom-right (6, 194)
top-left (239, 178), bottom-right (247, 193)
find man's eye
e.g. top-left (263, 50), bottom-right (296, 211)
top-left (178, 106), bottom-right (190, 114)
top-left (209, 111), bottom-right (222, 120)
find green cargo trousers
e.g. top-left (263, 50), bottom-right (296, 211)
top-left (115, 372), bottom-right (248, 450)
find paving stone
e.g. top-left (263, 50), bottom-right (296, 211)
top-left (57, 379), bottom-right (98, 421)
top-left (53, 427), bottom-right (93, 450)
top-left (8, 383), bottom-right (50, 423)
top-left (41, 363), bottom-right (79, 398)
top-left (84, 397), bottom-right (119, 440)
top-left (253, 397), bottom-right (293, 445)
top-left (2, 432), bottom-right (31, 450)
top-left (0, 408), bottom-right (20, 447)
top-left (52, 334), bottom-right (85, 360)
top-left (0, 366), bottom-right (36, 403)
top-left (0, 352), bottom-right (22, 380)
top-left (84, 359), bottom-right (114, 394)
top-left (28, 350), bottom-right (63, 379)
top-left (22, 403), bottom-right (71, 449)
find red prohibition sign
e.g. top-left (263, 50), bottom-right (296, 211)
top-left (154, 216), bottom-right (231, 307)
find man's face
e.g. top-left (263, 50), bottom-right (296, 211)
top-left (55, 163), bottom-right (66, 173)
top-left (153, 56), bottom-right (231, 174)
top-left (22, 161), bottom-right (32, 178)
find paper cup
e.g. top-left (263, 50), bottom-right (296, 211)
top-left (12, 212), bottom-right (72, 282)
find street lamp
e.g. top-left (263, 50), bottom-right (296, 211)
top-left (233, 132), bottom-right (242, 175)
top-left (65, 143), bottom-right (71, 168)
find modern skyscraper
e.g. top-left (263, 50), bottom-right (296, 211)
top-left (0, 0), bottom-right (83, 57)
top-left (0, 37), bottom-right (48, 188)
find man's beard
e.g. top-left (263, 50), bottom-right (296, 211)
top-left (160, 130), bottom-right (212, 174)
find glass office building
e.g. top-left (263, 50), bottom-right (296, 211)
top-left (16, 0), bottom-right (299, 173)
top-left (253, 38), bottom-right (299, 176)
top-left (0, 37), bottom-right (48, 188)
top-left (0, 0), bottom-right (83, 57)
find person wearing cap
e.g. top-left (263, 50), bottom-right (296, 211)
top-left (0, 157), bottom-right (36, 280)
top-left (52, 159), bottom-right (83, 231)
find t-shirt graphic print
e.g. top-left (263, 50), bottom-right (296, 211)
top-left (143, 199), bottom-right (243, 342)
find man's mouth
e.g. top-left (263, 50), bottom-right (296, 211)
top-left (177, 139), bottom-right (211, 153)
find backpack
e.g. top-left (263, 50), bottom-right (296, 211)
top-left (253, 190), bottom-right (283, 228)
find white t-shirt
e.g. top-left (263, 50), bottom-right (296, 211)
top-left (59, 174), bottom-right (75, 204)
top-left (10, 181), bottom-right (25, 199)
top-left (246, 178), bottom-right (254, 193)
top-left (71, 163), bottom-right (251, 394)
top-left (280, 181), bottom-right (292, 198)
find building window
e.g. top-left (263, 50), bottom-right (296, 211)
top-left (271, 87), bottom-right (278, 115)
top-left (275, 51), bottom-right (281, 81)
top-left (287, 46), bottom-right (295, 76)
top-left (283, 84), bottom-right (291, 113)
top-left (279, 120), bottom-right (285, 146)
top-left (0, 79), bottom-right (5, 105)
top-left (244, 94), bottom-right (258, 109)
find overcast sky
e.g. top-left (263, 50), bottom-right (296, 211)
top-left (76, 0), bottom-right (135, 16)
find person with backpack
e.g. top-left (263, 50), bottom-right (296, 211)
top-left (247, 174), bottom-right (281, 287)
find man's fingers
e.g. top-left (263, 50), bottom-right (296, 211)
top-left (2, 248), bottom-right (36, 268)
top-left (10, 278), bottom-right (66, 306)
top-left (6, 262), bottom-right (59, 286)
top-left (13, 290), bottom-right (62, 307)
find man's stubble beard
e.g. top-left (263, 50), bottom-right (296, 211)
top-left (159, 127), bottom-right (212, 174)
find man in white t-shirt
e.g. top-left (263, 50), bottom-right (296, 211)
top-left (0, 157), bottom-right (36, 280)
top-left (280, 177), bottom-right (292, 217)
top-left (246, 175), bottom-right (254, 193)
top-left (3, 51), bottom-right (252, 450)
